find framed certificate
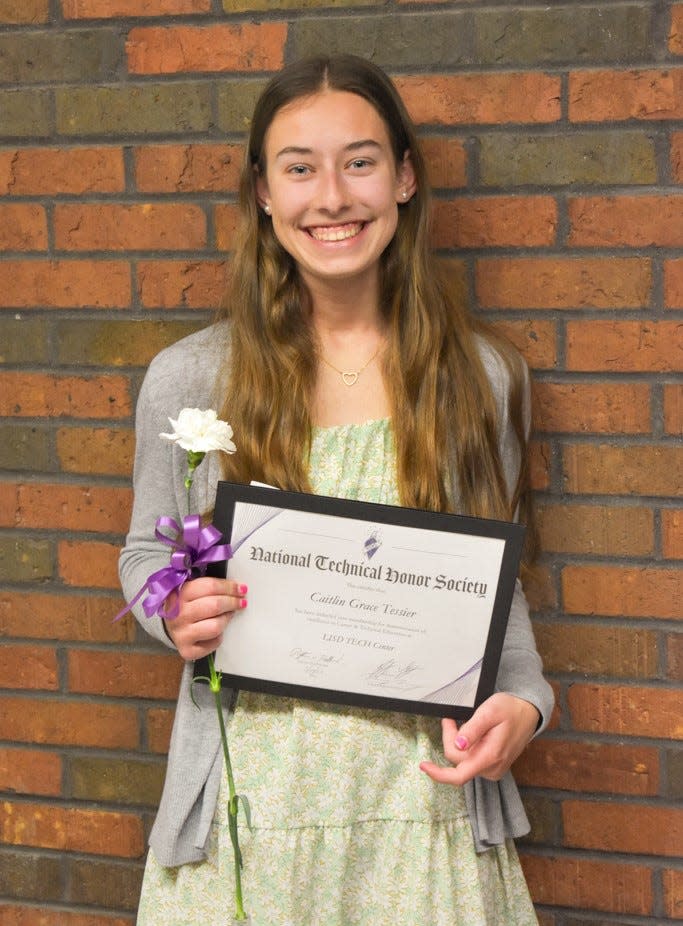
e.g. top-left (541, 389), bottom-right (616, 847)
top-left (209, 481), bottom-right (524, 720)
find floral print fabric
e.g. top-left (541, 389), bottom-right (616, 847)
top-left (137, 419), bottom-right (538, 926)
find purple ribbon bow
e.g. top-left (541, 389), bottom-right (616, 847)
top-left (114, 515), bottom-right (232, 622)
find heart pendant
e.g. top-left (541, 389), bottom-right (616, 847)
top-left (342, 372), bottom-right (358, 386)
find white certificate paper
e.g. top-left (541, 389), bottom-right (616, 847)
top-left (211, 483), bottom-right (524, 719)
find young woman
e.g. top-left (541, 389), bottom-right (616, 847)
top-left (120, 54), bottom-right (554, 926)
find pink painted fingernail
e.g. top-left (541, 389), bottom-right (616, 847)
top-left (239, 584), bottom-right (248, 595)
top-left (455, 735), bottom-right (469, 750)
top-left (240, 598), bottom-right (248, 609)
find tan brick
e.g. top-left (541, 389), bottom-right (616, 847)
top-left (395, 73), bottom-right (561, 125)
top-left (57, 427), bottom-right (134, 477)
top-left (0, 748), bottom-right (62, 796)
top-left (668, 630), bottom-right (683, 681)
top-left (59, 540), bottom-right (121, 589)
top-left (533, 382), bottom-right (650, 434)
top-left (0, 373), bottom-right (131, 418)
top-left (662, 509), bottom-right (683, 559)
top-left (432, 196), bottom-right (556, 248)
top-left (570, 68), bottom-right (683, 121)
top-left (563, 443), bottom-right (682, 497)
top-left (535, 621), bottom-right (659, 677)
top-left (419, 136), bottom-right (467, 189)
top-left (0, 644), bottom-right (58, 691)
top-left (569, 194), bottom-right (683, 247)
top-left (0, 147), bottom-right (124, 195)
top-left (0, 204), bottom-right (47, 250)
top-left (523, 563), bottom-right (557, 612)
top-left (0, 591), bottom-right (134, 643)
top-left (0, 0), bottom-right (48, 22)
top-left (1, 801), bottom-right (144, 858)
top-left (0, 696), bottom-right (139, 748)
top-left (672, 131), bottom-right (683, 182)
top-left (126, 23), bottom-right (286, 74)
top-left (476, 256), bottom-right (651, 309)
top-left (664, 384), bottom-right (683, 435)
top-left (54, 203), bottom-right (206, 251)
top-left (520, 854), bottom-right (653, 914)
top-left (146, 707), bottom-right (174, 754)
top-left (537, 504), bottom-right (653, 556)
top-left (663, 868), bottom-right (683, 919)
top-left (562, 564), bottom-right (682, 619)
top-left (490, 320), bottom-right (557, 371)
top-left (568, 683), bottom-right (682, 739)
top-left (64, 0), bottom-right (208, 14)
top-left (134, 143), bottom-right (243, 193)
top-left (68, 650), bottom-right (182, 700)
top-left (670, 5), bottom-right (683, 54)
top-left (529, 440), bottom-right (551, 491)
top-left (563, 800), bottom-right (683, 856)
top-left (215, 203), bottom-right (241, 252)
top-left (137, 259), bottom-right (228, 308)
top-left (0, 483), bottom-right (131, 534)
top-left (665, 257), bottom-right (683, 307)
top-left (514, 738), bottom-right (659, 795)
top-left (0, 259), bottom-right (130, 308)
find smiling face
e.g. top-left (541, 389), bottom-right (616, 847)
top-left (256, 89), bottom-right (415, 296)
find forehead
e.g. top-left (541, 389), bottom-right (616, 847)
top-left (263, 89), bottom-right (393, 158)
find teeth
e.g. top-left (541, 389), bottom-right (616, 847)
top-left (309, 223), bottom-right (363, 242)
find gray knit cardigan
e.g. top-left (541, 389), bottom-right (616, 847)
top-left (119, 323), bottom-right (554, 868)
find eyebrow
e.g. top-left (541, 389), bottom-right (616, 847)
top-left (274, 139), bottom-right (383, 160)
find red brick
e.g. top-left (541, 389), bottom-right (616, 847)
top-left (0, 483), bottom-right (131, 533)
top-left (64, 0), bottom-right (209, 14)
top-left (529, 440), bottom-right (551, 491)
top-left (563, 443), bottom-right (682, 497)
top-left (520, 854), bottom-right (653, 914)
top-left (134, 143), bottom-right (243, 193)
top-left (215, 203), bottom-right (241, 252)
top-left (137, 259), bottom-right (228, 308)
top-left (664, 257), bottom-right (683, 308)
top-left (54, 203), bottom-right (206, 251)
top-left (663, 509), bottom-right (683, 559)
top-left (537, 504), bottom-right (654, 556)
top-left (523, 563), bottom-right (557, 612)
top-left (672, 132), bottom-right (683, 182)
top-left (663, 868), bottom-right (683, 919)
top-left (514, 739), bottom-right (659, 795)
top-left (668, 630), bottom-right (683, 680)
top-left (59, 540), bottom-right (121, 589)
top-left (671, 5), bottom-right (683, 55)
top-left (568, 194), bottom-right (683, 247)
top-left (569, 684), bottom-right (683, 739)
top-left (535, 621), bottom-right (659, 677)
top-left (0, 259), bottom-right (130, 308)
top-left (665, 403), bottom-right (683, 480)
top-left (0, 591), bottom-right (134, 643)
top-left (419, 136), bottom-right (467, 188)
top-left (491, 320), bottom-right (557, 370)
top-left (533, 382), bottom-right (650, 434)
top-left (126, 23), bottom-right (286, 74)
top-left (0, 147), bottom-right (124, 195)
top-left (57, 426), bottom-right (135, 477)
top-left (563, 799), bottom-right (683, 856)
top-left (1, 800), bottom-right (144, 858)
top-left (395, 73), bottom-right (561, 125)
top-left (0, 373), bottom-right (131, 418)
top-left (0, 204), bottom-right (47, 251)
top-left (0, 696), bottom-right (139, 748)
top-left (0, 644), bottom-right (58, 691)
top-left (0, 909), bottom-right (132, 926)
top-left (68, 650), bottom-right (182, 700)
top-left (562, 565), bottom-right (682, 619)
top-left (476, 257), bottom-right (651, 309)
top-left (570, 68), bottom-right (683, 121)
top-left (0, 747), bottom-right (61, 796)
top-left (146, 707), bottom-right (174, 754)
top-left (0, 0), bottom-right (48, 23)
top-left (432, 196), bottom-right (556, 248)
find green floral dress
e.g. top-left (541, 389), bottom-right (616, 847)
top-left (137, 419), bottom-right (538, 926)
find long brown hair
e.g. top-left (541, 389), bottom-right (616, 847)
top-left (218, 55), bottom-right (532, 536)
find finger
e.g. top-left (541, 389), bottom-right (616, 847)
top-left (441, 717), bottom-right (470, 764)
top-left (419, 760), bottom-right (470, 787)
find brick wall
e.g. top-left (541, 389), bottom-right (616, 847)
top-left (0, 1), bottom-right (680, 923)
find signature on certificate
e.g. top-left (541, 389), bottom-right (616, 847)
top-left (366, 659), bottom-right (422, 691)
top-left (289, 647), bottom-right (343, 680)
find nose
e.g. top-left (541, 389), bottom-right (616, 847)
top-left (316, 168), bottom-right (351, 215)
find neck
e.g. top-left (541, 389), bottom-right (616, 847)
top-left (302, 270), bottom-right (383, 336)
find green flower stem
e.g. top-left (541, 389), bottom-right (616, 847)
top-left (208, 653), bottom-right (247, 921)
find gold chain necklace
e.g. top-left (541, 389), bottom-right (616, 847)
top-left (320, 344), bottom-right (383, 386)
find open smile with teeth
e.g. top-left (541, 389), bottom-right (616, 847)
top-left (307, 222), bottom-right (365, 242)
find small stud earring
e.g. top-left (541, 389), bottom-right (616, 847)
top-left (402, 191), bottom-right (408, 200)
top-left (263, 204), bottom-right (271, 215)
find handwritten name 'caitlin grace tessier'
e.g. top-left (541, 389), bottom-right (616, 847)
top-left (248, 546), bottom-right (488, 598)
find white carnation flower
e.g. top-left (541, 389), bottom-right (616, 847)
top-left (160, 408), bottom-right (236, 455)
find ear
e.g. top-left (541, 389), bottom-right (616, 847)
top-left (395, 150), bottom-right (417, 204)
top-left (254, 166), bottom-right (271, 212)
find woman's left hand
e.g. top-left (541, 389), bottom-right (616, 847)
top-left (419, 692), bottom-right (540, 786)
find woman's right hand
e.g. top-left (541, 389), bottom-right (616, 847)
top-left (162, 577), bottom-right (247, 661)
